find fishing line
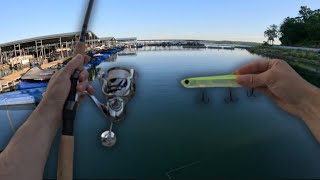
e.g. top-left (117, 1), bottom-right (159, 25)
top-left (165, 161), bottom-right (201, 179)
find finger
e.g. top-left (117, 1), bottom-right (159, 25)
top-left (77, 79), bottom-right (89, 92)
top-left (79, 70), bottom-right (89, 82)
top-left (234, 60), bottom-right (272, 75)
top-left (87, 85), bottom-right (95, 95)
top-left (236, 72), bottom-right (269, 88)
top-left (84, 55), bottom-right (91, 64)
top-left (256, 86), bottom-right (281, 102)
top-left (50, 70), bottom-right (60, 80)
top-left (77, 95), bottom-right (85, 107)
top-left (63, 54), bottom-right (85, 76)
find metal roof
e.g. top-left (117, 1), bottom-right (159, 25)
top-left (0, 31), bottom-right (98, 48)
top-left (116, 37), bottom-right (137, 41)
top-left (99, 37), bottom-right (116, 41)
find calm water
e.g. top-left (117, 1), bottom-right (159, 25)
top-left (1, 47), bottom-right (320, 179)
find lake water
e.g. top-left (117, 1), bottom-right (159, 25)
top-left (1, 47), bottom-right (320, 179)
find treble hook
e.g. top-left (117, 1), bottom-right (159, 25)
top-left (224, 88), bottom-right (238, 103)
top-left (246, 88), bottom-right (256, 97)
top-left (201, 90), bottom-right (210, 104)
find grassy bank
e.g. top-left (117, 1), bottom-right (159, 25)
top-left (246, 46), bottom-right (320, 87)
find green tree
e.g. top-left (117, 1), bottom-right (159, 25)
top-left (264, 24), bottom-right (279, 45)
top-left (278, 6), bottom-right (320, 47)
top-left (279, 17), bottom-right (306, 45)
top-left (304, 11), bottom-right (320, 43)
top-left (299, 6), bottom-right (313, 21)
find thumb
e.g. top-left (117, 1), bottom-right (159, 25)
top-left (236, 73), bottom-right (268, 88)
top-left (63, 54), bottom-right (85, 77)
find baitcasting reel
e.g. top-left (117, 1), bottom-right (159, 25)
top-left (87, 67), bottom-right (136, 147)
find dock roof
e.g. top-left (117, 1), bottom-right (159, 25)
top-left (0, 31), bottom-right (99, 51)
top-left (116, 37), bottom-right (137, 42)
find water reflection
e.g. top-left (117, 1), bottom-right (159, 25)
top-left (118, 48), bottom-right (137, 56)
top-left (247, 88), bottom-right (256, 97)
top-left (88, 54), bottom-right (119, 81)
top-left (224, 88), bottom-right (238, 103)
top-left (201, 89), bottom-right (210, 104)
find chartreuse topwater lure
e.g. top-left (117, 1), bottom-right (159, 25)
top-left (181, 75), bottom-right (241, 88)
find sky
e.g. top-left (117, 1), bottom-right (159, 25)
top-left (0, 0), bottom-right (319, 44)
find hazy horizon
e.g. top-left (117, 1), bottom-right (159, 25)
top-left (1, 0), bottom-right (319, 44)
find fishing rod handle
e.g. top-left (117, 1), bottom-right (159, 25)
top-left (57, 135), bottom-right (74, 180)
top-left (62, 69), bottom-right (81, 136)
top-left (62, 41), bottom-right (86, 136)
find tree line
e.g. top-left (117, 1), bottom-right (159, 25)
top-left (264, 6), bottom-right (320, 47)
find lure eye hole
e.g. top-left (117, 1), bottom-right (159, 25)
top-left (184, 79), bottom-right (190, 84)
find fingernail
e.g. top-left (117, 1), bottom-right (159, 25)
top-left (236, 75), bottom-right (249, 85)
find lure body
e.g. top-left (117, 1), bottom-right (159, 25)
top-left (181, 75), bottom-right (241, 88)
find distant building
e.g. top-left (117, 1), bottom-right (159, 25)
top-left (0, 32), bottom-right (99, 64)
top-left (116, 37), bottom-right (137, 47)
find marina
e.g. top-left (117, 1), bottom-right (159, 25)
top-left (1, 47), bottom-right (320, 179)
top-left (0, 32), bottom-right (251, 94)
top-left (0, 32), bottom-right (136, 93)
top-left (1, 0), bottom-right (319, 179)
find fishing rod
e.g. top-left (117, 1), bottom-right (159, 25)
top-left (57, 0), bottom-right (94, 180)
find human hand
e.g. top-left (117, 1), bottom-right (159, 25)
top-left (234, 59), bottom-right (320, 121)
top-left (40, 54), bottom-right (95, 111)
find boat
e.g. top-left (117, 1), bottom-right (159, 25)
top-left (93, 53), bottom-right (104, 57)
top-left (118, 48), bottom-right (137, 56)
top-left (15, 66), bottom-right (56, 90)
top-left (21, 66), bottom-right (57, 81)
top-left (84, 53), bottom-right (111, 70)
top-left (93, 53), bottom-right (110, 59)
top-left (116, 47), bottom-right (125, 52)
top-left (101, 48), bottom-right (117, 55)
top-left (16, 81), bottom-right (49, 90)
top-left (0, 87), bottom-right (46, 106)
top-left (137, 45), bottom-right (144, 48)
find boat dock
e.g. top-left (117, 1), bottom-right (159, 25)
top-left (41, 58), bottom-right (68, 69)
top-left (0, 68), bottom-right (28, 92)
top-left (0, 58), bottom-right (69, 92)
top-left (0, 33), bottom-right (256, 93)
top-left (0, 32), bottom-right (139, 93)
top-left (207, 45), bottom-right (235, 50)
